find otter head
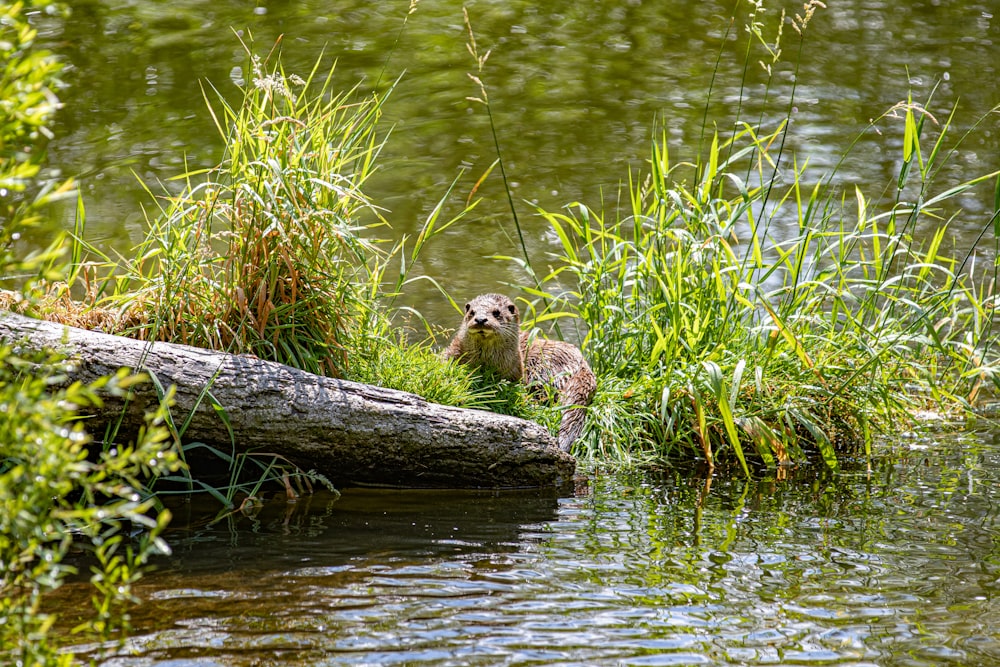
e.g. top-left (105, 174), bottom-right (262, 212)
top-left (463, 293), bottom-right (520, 339)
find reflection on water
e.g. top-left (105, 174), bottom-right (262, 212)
top-left (34, 0), bottom-right (1000, 321)
top-left (23, 7), bottom-right (1000, 660)
top-left (51, 430), bottom-right (1000, 666)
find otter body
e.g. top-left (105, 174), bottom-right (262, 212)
top-left (444, 293), bottom-right (596, 451)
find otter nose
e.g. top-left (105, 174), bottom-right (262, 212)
top-left (474, 316), bottom-right (488, 326)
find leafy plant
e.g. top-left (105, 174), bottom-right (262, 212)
top-left (0, 0), bottom-right (75, 286)
top-left (1, 4), bottom-right (184, 661)
top-left (0, 1), bottom-right (70, 221)
top-left (0, 359), bottom-right (181, 662)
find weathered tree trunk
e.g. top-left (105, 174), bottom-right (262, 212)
top-left (0, 311), bottom-right (575, 489)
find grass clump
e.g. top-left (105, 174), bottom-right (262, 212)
top-left (349, 334), bottom-right (483, 406)
top-left (485, 1), bottom-right (1000, 471)
top-left (527, 109), bottom-right (999, 472)
top-left (80, 41), bottom-right (389, 378)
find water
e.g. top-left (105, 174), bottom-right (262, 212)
top-left (24, 4), bottom-right (1000, 663)
top-left (50, 429), bottom-right (1000, 666)
top-left (33, 0), bottom-right (1000, 321)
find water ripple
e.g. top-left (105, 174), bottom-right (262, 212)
top-left (47, 433), bottom-right (1000, 665)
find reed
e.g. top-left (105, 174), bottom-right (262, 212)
top-left (474, 2), bottom-right (1000, 470)
top-left (526, 100), bottom-right (999, 471)
top-left (77, 39), bottom-right (385, 378)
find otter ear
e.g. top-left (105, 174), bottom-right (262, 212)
top-left (507, 304), bottom-right (517, 315)
top-left (464, 302), bottom-right (472, 313)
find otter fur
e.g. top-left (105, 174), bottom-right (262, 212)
top-left (443, 293), bottom-right (596, 452)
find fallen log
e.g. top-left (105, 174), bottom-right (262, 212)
top-left (0, 311), bottom-right (575, 489)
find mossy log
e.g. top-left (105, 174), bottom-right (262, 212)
top-left (0, 311), bottom-right (575, 489)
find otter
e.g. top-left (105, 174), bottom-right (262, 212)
top-left (443, 293), bottom-right (596, 452)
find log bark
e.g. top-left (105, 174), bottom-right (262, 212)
top-left (0, 311), bottom-right (575, 489)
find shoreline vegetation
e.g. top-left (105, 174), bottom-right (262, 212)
top-left (2, 2), bottom-right (180, 662)
top-left (2, 0), bottom-right (1000, 659)
top-left (45, 4), bottom-right (1000, 473)
top-left (7, 3), bottom-right (1000, 471)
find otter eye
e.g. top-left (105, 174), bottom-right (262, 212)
top-left (492, 309), bottom-right (501, 318)
top-left (507, 304), bottom-right (516, 315)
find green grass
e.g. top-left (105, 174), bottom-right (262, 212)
top-left (78, 41), bottom-right (388, 377)
top-left (516, 76), bottom-right (1000, 474)
top-left (456, 1), bottom-right (1000, 471)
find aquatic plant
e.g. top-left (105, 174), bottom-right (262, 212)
top-left (533, 118), bottom-right (996, 470)
top-left (512, 6), bottom-right (1000, 471)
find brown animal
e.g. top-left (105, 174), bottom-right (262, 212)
top-left (443, 293), bottom-right (596, 451)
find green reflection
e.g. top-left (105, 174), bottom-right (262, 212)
top-left (37, 0), bottom-right (1000, 321)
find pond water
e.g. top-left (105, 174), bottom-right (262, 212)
top-left (23, 3), bottom-right (1000, 664)
top-left (53, 429), bottom-right (1000, 666)
top-left (33, 0), bottom-right (1000, 322)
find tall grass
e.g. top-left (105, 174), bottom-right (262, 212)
top-left (487, 4), bottom-right (1000, 471)
top-left (81, 42), bottom-right (385, 377)
top-left (523, 89), bottom-right (999, 473)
